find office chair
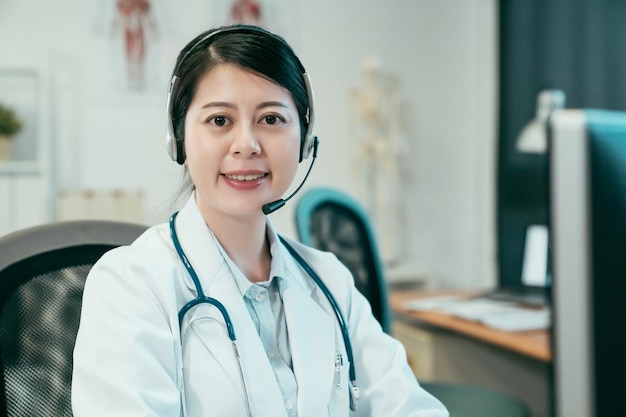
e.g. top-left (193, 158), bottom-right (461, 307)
top-left (0, 220), bottom-right (148, 417)
top-left (295, 186), bottom-right (530, 417)
top-left (295, 186), bottom-right (392, 333)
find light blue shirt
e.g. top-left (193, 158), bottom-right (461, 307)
top-left (213, 229), bottom-right (299, 417)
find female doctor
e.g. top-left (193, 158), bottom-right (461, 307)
top-left (71, 24), bottom-right (448, 417)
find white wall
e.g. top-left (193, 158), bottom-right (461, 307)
top-left (0, 0), bottom-right (497, 290)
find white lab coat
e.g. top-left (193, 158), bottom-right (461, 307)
top-left (72, 196), bottom-right (448, 417)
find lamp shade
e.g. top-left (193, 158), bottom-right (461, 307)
top-left (516, 89), bottom-right (566, 154)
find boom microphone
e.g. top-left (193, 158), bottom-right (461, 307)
top-left (262, 137), bottom-right (319, 215)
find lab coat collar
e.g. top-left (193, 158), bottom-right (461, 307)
top-left (174, 195), bottom-right (337, 417)
top-left (174, 194), bottom-right (225, 294)
top-left (175, 196), bottom-right (287, 416)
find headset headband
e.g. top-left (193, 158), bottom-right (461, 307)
top-left (165, 26), bottom-right (316, 164)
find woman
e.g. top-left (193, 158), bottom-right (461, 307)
top-left (72, 24), bottom-right (448, 417)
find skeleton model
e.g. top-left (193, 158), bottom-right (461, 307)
top-left (349, 56), bottom-right (406, 265)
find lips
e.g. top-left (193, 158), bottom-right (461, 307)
top-left (222, 171), bottom-right (269, 190)
top-left (224, 173), bottom-right (267, 181)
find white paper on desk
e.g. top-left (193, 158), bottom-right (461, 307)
top-left (481, 309), bottom-right (551, 332)
top-left (406, 298), bottom-right (551, 332)
top-left (444, 299), bottom-right (551, 331)
top-left (403, 296), bottom-right (466, 312)
top-left (441, 299), bottom-right (520, 320)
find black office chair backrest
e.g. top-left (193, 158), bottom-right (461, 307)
top-left (0, 220), bottom-right (148, 417)
top-left (295, 187), bottom-right (391, 333)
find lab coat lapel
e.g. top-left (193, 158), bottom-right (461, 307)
top-left (282, 259), bottom-right (336, 417)
top-left (181, 295), bottom-right (245, 396)
top-left (206, 272), bottom-right (289, 417)
top-left (175, 197), bottom-right (288, 417)
top-left (183, 269), bottom-right (287, 417)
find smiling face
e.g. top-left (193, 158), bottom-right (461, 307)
top-left (184, 63), bottom-right (301, 222)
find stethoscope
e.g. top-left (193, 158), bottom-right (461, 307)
top-left (169, 212), bottom-right (360, 414)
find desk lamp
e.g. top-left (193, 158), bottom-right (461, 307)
top-left (516, 89), bottom-right (566, 154)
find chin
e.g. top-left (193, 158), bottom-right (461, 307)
top-left (223, 202), bottom-right (268, 218)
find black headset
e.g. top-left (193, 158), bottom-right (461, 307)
top-left (165, 25), bottom-right (317, 165)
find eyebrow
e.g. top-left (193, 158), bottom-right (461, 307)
top-left (200, 101), bottom-right (235, 110)
top-left (200, 101), bottom-right (290, 110)
top-left (257, 101), bottom-right (289, 110)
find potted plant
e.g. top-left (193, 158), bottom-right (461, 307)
top-left (0, 103), bottom-right (23, 160)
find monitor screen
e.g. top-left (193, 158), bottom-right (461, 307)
top-left (549, 109), bottom-right (626, 417)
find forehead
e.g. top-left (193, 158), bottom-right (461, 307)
top-left (194, 63), bottom-right (292, 100)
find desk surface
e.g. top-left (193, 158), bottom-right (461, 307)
top-left (390, 289), bottom-right (552, 362)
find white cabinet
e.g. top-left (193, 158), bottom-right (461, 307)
top-left (0, 69), bottom-right (52, 237)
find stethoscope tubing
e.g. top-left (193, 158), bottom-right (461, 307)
top-left (278, 235), bottom-right (357, 384)
top-left (169, 211), bottom-right (358, 410)
top-left (170, 212), bottom-right (237, 340)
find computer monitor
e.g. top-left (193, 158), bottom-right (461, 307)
top-left (549, 108), bottom-right (626, 417)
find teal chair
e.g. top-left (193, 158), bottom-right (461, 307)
top-left (295, 186), bottom-right (392, 333)
top-left (294, 186), bottom-right (530, 417)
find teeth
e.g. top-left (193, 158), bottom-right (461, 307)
top-left (225, 173), bottom-right (265, 181)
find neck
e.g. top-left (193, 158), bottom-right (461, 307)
top-left (203, 210), bottom-right (271, 283)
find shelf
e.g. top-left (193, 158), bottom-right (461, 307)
top-left (0, 68), bottom-right (51, 237)
top-left (0, 161), bottom-right (42, 175)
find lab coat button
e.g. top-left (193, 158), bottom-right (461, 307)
top-left (285, 400), bottom-right (294, 410)
top-left (267, 349), bottom-right (277, 359)
top-left (255, 293), bottom-right (265, 302)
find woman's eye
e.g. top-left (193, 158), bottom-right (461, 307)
top-left (263, 115), bottom-right (283, 125)
top-left (212, 116), bottom-right (227, 127)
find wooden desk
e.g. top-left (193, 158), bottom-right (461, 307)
top-left (390, 289), bottom-right (552, 417)
top-left (390, 290), bottom-right (551, 362)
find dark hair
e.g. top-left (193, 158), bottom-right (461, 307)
top-left (170, 24), bottom-right (310, 162)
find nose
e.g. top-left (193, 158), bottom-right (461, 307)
top-left (230, 124), bottom-right (261, 158)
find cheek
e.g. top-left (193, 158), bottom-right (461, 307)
top-left (285, 132), bottom-right (302, 161)
top-left (281, 138), bottom-right (303, 179)
top-left (184, 123), bottom-right (215, 160)
top-left (183, 135), bottom-right (217, 183)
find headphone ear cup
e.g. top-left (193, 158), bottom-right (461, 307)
top-left (166, 131), bottom-right (177, 162)
top-left (300, 132), bottom-right (315, 161)
top-left (166, 128), bottom-right (185, 164)
top-left (300, 73), bottom-right (316, 161)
